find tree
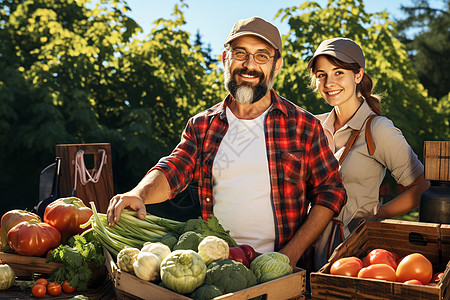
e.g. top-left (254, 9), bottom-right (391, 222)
top-left (194, 30), bottom-right (218, 72)
top-left (275, 0), bottom-right (448, 161)
top-left (396, 0), bottom-right (450, 100)
top-left (0, 0), bottom-right (224, 216)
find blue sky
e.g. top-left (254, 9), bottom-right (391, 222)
top-left (124, 0), bottom-right (441, 55)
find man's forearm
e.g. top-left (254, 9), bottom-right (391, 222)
top-left (279, 205), bottom-right (334, 265)
top-left (132, 169), bottom-right (172, 205)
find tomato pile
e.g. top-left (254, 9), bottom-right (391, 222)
top-left (0, 197), bottom-right (93, 294)
top-left (330, 248), bottom-right (444, 285)
top-left (31, 278), bottom-right (77, 297)
top-left (1, 197), bottom-right (92, 256)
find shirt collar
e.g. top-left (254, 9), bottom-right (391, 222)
top-left (325, 100), bottom-right (374, 131)
top-left (347, 100), bottom-right (375, 129)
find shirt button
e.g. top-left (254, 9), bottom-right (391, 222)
top-left (206, 198), bottom-right (211, 202)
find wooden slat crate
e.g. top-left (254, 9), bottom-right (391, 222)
top-left (424, 141), bottom-right (450, 181)
top-left (104, 248), bottom-right (306, 300)
top-left (0, 251), bottom-right (62, 278)
top-left (310, 220), bottom-right (450, 300)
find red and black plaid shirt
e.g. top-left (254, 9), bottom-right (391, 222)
top-left (153, 90), bottom-right (346, 250)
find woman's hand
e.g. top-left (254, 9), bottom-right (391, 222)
top-left (375, 173), bottom-right (430, 219)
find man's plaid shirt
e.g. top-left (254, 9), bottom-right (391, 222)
top-left (152, 90), bottom-right (346, 251)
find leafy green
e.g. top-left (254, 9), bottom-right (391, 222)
top-left (182, 215), bottom-right (238, 247)
top-left (46, 234), bottom-right (105, 291)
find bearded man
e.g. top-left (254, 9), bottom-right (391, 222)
top-left (107, 17), bottom-right (346, 268)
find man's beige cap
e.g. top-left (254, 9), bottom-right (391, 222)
top-left (308, 37), bottom-right (365, 70)
top-left (224, 17), bottom-right (282, 55)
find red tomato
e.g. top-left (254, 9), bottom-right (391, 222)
top-left (229, 247), bottom-right (250, 268)
top-left (35, 278), bottom-right (49, 287)
top-left (330, 257), bottom-right (363, 277)
top-left (396, 253), bottom-right (433, 284)
top-left (364, 249), bottom-right (399, 270)
top-left (7, 219), bottom-right (61, 256)
top-left (32, 284), bottom-right (47, 298)
top-left (62, 280), bottom-right (76, 293)
top-left (0, 210), bottom-right (40, 251)
top-left (239, 244), bottom-right (257, 263)
top-left (47, 282), bottom-right (62, 296)
top-left (404, 279), bottom-right (423, 285)
top-left (357, 264), bottom-right (397, 281)
top-left (43, 197), bottom-right (93, 241)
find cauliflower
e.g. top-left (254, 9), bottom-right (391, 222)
top-left (190, 284), bottom-right (223, 300)
top-left (204, 259), bottom-right (257, 294)
top-left (173, 231), bottom-right (203, 251)
top-left (197, 236), bottom-right (229, 265)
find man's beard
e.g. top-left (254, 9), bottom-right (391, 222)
top-left (224, 62), bottom-right (275, 105)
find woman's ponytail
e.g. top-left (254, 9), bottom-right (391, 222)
top-left (358, 73), bottom-right (382, 116)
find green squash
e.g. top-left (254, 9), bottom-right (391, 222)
top-left (0, 264), bottom-right (15, 290)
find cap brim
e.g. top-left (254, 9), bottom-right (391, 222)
top-left (225, 32), bottom-right (279, 50)
top-left (307, 50), bottom-right (359, 69)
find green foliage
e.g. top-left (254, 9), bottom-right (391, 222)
top-left (0, 0), bottom-right (446, 217)
top-left (0, 0), bottom-right (224, 215)
top-left (275, 0), bottom-right (448, 160)
top-left (396, 0), bottom-right (450, 100)
top-left (46, 234), bottom-right (105, 291)
top-left (182, 215), bottom-right (238, 247)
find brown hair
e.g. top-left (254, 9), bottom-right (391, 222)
top-left (310, 55), bottom-right (382, 115)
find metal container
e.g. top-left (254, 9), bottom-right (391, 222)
top-left (419, 181), bottom-right (450, 224)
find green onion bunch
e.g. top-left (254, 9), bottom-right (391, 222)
top-left (81, 202), bottom-right (184, 256)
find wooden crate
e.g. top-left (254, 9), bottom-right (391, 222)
top-left (0, 252), bottom-right (61, 278)
top-left (104, 248), bottom-right (306, 300)
top-left (310, 220), bottom-right (450, 300)
top-left (424, 141), bottom-right (450, 181)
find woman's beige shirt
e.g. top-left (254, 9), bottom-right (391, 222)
top-left (316, 100), bottom-right (424, 233)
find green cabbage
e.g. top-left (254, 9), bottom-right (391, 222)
top-left (250, 252), bottom-right (292, 283)
top-left (0, 264), bottom-right (15, 290)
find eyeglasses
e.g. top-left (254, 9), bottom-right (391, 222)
top-left (231, 49), bottom-right (275, 65)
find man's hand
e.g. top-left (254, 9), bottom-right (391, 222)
top-left (106, 170), bottom-right (172, 227)
top-left (279, 205), bottom-right (335, 266)
top-left (107, 193), bottom-right (146, 226)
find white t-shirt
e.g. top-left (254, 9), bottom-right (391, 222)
top-left (212, 106), bottom-right (275, 253)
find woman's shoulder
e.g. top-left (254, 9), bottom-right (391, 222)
top-left (370, 115), bottom-right (400, 135)
top-left (369, 115), bottom-right (408, 149)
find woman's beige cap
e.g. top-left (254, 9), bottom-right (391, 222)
top-left (308, 37), bottom-right (365, 69)
top-left (224, 17), bottom-right (282, 55)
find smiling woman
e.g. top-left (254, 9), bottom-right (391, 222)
top-left (308, 37), bottom-right (430, 270)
